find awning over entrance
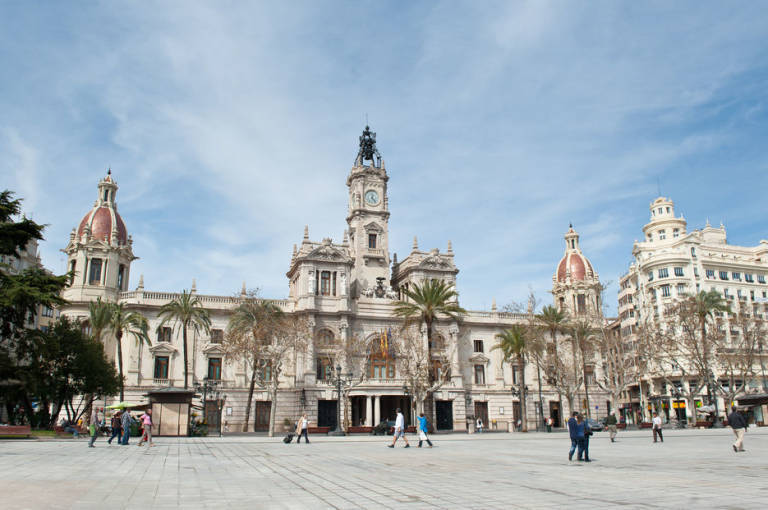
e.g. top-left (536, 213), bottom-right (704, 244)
top-left (736, 393), bottom-right (768, 406)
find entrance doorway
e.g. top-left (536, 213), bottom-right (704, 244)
top-left (474, 402), bottom-right (488, 429)
top-left (673, 400), bottom-right (687, 423)
top-left (254, 401), bottom-right (270, 432)
top-left (379, 396), bottom-right (412, 426)
top-left (350, 396), bottom-right (367, 426)
top-left (549, 401), bottom-right (561, 428)
top-left (317, 400), bottom-right (337, 429)
top-left (435, 400), bottom-right (453, 430)
top-left (204, 400), bottom-right (221, 434)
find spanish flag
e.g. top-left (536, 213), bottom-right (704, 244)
top-left (380, 330), bottom-right (387, 358)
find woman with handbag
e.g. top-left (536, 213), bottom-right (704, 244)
top-left (417, 413), bottom-right (433, 448)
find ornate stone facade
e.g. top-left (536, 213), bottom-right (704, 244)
top-left (60, 128), bottom-right (606, 433)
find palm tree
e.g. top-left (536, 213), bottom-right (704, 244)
top-left (493, 325), bottom-right (532, 432)
top-left (87, 298), bottom-right (112, 346)
top-left (568, 320), bottom-right (597, 417)
top-left (690, 290), bottom-right (731, 425)
top-left (158, 290), bottom-right (211, 389)
top-left (393, 279), bottom-right (466, 357)
top-left (536, 305), bottom-right (568, 422)
top-left (109, 303), bottom-right (151, 401)
top-left (226, 299), bottom-right (283, 431)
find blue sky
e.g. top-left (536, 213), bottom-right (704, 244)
top-left (2, 2), bottom-right (767, 314)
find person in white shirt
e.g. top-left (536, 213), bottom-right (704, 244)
top-left (296, 413), bottom-right (310, 444)
top-left (652, 412), bottom-right (664, 443)
top-left (387, 408), bottom-right (410, 448)
top-left (476, 417), bottom-right (483, 433)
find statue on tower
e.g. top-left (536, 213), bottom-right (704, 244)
top-left (357, 125), bottom-right (381, 166)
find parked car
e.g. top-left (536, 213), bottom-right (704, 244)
top-left (585, 418), bottom-right (604, 432)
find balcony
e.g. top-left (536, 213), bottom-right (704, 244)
top-left (153, 378), bottom-right (171, 387)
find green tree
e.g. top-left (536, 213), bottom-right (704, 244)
top-left (223, 295), bottom-right (283, 431)
top-left (159, 290), bottom-right (211, 389)
top-left (0, 190), bottom-right (68, 424)
top-left (87, 298), bottom-right (112, 345)
top-left (392, 279), bottom-right (466, 363)
top-left (493, 325), bottom-right (537, 432)
top-left (109, 303), bottom-right (151, 401)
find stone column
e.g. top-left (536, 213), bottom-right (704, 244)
top-left (365, 395), bottom-right (373, 426)
top-left (373, 395), bottom-right (380, 425)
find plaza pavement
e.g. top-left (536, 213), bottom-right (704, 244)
top-left (1, 427), bottom-right (766, 509)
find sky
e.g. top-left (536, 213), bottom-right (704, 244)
top-left (1, 1), bottom-right (767, 315)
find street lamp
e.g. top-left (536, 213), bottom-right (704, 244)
top-left (194, 377), bottom-right (223, 436)
top-left (330, 364), bottom-right (353, 436)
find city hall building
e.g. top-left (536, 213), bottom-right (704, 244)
top-left (60, 127), bottom-right (608, 434)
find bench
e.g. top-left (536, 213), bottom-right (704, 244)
top-left (307, 426), bottom-right (331, 435)
top-left (0, 425), bottom-right (32, 437)
top-left (54, 426), bottom-right (85, 437)
top-left (639, 422), bottom-right (653, 429)
top-left (347, 426), bottom-right (373, 434)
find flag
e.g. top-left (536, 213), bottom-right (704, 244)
top-left (387, 327), bottom-right (394, 359)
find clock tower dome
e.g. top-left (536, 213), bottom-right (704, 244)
top-left (346, 126), bottom-right (391, 298)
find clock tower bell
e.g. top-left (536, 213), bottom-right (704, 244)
top-left (346, 126), bottom-right (391, 298)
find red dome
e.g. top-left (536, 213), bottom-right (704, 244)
top-left (77, 206), bottom-right (128, 244)
top-left (556, 252), bottom-right (594, 282)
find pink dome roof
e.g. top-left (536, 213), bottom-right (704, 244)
top-left (77, 206), bottom-right (128, 244)
top-left (556, 251), bottom-right (594, 282)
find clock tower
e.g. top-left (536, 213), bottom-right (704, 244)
top-left (346, 126), bottom-right (391, 298)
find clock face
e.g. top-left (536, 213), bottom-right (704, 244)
top-left (365, 190), bottom-right (379, 205)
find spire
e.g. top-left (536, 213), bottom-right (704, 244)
top-left (303, 225), bottom-right (309, 240)
top-left (342, 230), bottom-right (349, 246)
top-left (137, 274), bottom-right (144, 290)
top-left (241, 281), bottom-right (247, 296)
top-left (491, 297), bottom-right (497, 312)
top-left (447, 240), bottom-right (453, 253)
top-left (191, 278), bottom-right (197, 294)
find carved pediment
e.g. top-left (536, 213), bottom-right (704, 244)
top-left (469, 352), bottom-right (490, 364)
top-left (364, 221), bottom-right (383, 233)
top-left (306, 244), bottom-right (351, 262)
top-left (149, 342), bottom-right (177, 355)
top-left (419, 254), bottom-right (453, 270)
top-left (203, 343), bottom-right (225, 355)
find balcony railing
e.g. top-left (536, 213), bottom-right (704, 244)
top-left (153, 378), bottom-right (171, 386)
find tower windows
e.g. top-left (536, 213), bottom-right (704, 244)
top-left (117, 264), bottom-right (126, 290)
top-left (368, 234), bottom-right (377, 249)
top-left (659, 230), bottom-right (666, 240)
top-left (673, 228), bottom-right (680, 238)
top-left (577, 294), bottom-right (586, 314)
top-left (318, 271), bottom-right (337, 296)
top-left (88, 258), bottom-right (102, 285)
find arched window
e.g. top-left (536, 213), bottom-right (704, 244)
top-left (316, 329), bottom-right (336, 346)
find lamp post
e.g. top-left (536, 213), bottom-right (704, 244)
top-left (194, 377), bottom-right (223, 436)
top-left (330, 364), bottom-right (353, 436)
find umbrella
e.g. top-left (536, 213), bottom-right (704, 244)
top-left (106, 402), bottom-right (143, 409)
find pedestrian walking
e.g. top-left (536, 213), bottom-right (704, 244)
top-left (567, 411), bottom-right (585, 461)
top-left (137, 409), bottom-right (154, 447)
top-left (387, 408), bottom-right (410, 448)
top-left (120, 409), bottom-right (133, 445)
top-left (606, 411), bottom-right (618, 442)
top-left (546, 416), bottom-right (553, 433)
top-left (417, 413), bottom-right (433, 448)
top-left (88, 407), bottom-right (102, 448)
top-left (296, 413), bottom-right (310, 444)
top-left (728, 406), bottom-right (747, 452)
top-left (582, 414), bottom-right (592, 462)
top-left (107, 411), bottom-right (122, 444)
top-left (652, 412), bottom-right (663, 443)
top-left (476, 417), bottom-right (483, 433)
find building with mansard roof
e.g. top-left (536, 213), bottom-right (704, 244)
top-left (60, 127), bottom-right (610, 434)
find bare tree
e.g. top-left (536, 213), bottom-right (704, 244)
top-left (714, 310), bottom-right (764, 406)
top-left (394, 324), bottom-right (455, 422)
top-left (594, 320), bottom-right (635, 413)
top-left (252, 314), bottom-right (311, 437)
top-left (544, 335), bottom-right (582, 418)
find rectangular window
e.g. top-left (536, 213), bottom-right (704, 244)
top-left (473, 340), bottom-right (484, 353)
top-left (159, 327), bottom-right (172, 343)
top-left (691, 247), bottom-right (696, 258)
top-left (332, 271), bottom-right (337, 296)
top-left (368, 234), bottom-right (377, 249)
top-left (706, 269), bottom-right (715, 279)
top-left (745, 273), bottom-right (754, 283)
top-left (210, 329), bottom-right (223, 343)
top-left (320, 271), bottom-right (331, 296)
top-left (724, 288), bottom-right (730, 298)
top-left (694, 267), bottom-right (699, 277)
top-left (674, 267), bottom-right (684, 277)
top-left (661, 285), bottom-right (671, 297)
top-left (154, 356), bottom-right (169, 379)
top-left (648, 271), bottom-right (654, 281)
top-left (733, 272), bottom-right (741, 281)
top-left (677, 284), bottom-right (686, 295)
top-left (658, 268), bottom-right (669, 278)
top-left (316, 358), bottom-right (332, 381)
top-left (577, 294), bottom-right (586, 314)
top-left (474, 365), bottom-right (485, 385)
top-left (760, 275), bottom-right (767, 284)
top-left (42, 306), bottom-right (54, 317)
top-left (89, 258), bottom-right (102, 285)
top-left (737, 289), bottom-right (743, 298)
top-left (208, 358), bottom-right (222, 380)
top-left (512, 366), bottom-right (519, 385)
top-left (673, 228), bottom-right (680, 238)
top-left (719, 271), bottom-right (729, 280)
top-left (117, 265), bottom-right (125, 290)
top-left (259, 361), bottom-right (272, 382)
top-left (659, 230), bottom-right (666, 240)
